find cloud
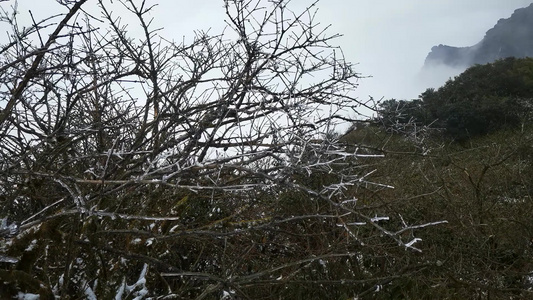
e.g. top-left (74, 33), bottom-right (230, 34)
top-left (314, 0), bottom-right (533, 100)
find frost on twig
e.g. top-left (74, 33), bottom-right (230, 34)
top-left (0, 0), bottom-right (446, 298)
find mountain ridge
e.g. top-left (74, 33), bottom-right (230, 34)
top-left (424, 3), bottom-right (533, 68)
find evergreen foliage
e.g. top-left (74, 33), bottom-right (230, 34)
top-left (379, 57), bottom-right (533, 141)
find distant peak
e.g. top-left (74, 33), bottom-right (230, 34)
top-left (424, 3), bottom-right (533, 69)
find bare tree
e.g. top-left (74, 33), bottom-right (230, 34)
top-left (0, 0), bottom-right (444, 298)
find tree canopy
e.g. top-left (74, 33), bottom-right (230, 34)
top-left (379, 57), bottom-right (533, 140)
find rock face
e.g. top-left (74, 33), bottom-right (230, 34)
top-left (424, 3), bottom-right (533, 68)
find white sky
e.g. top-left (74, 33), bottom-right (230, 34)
top-left (4, 0), bottom-right (533, 102)
top-left (316, 0), bottom-right (533, 100)
top-left (154, 0), bottom-right (532, 101)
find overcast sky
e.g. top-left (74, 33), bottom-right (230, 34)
top-left (6, 0), bottom-right (533, 102)
top-left (324, 0), bottom-right (533, 101)
top-left (153, 0), bottom-right (532, 101)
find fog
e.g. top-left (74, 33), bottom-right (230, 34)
top-left (2, 0), bottom-right (532, 110)
top-left (329, 0), bottom-right (533, 102)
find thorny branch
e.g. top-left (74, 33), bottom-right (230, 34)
top-left (0, 0), bottom-right (445, 298)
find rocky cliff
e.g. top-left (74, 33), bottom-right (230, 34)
top-left (424, 3), bottom-right (533, 68)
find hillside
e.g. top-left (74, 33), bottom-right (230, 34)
top-left (340, 122), bottom-right (533, 299)
top-left (384, 57), bottom-right (533, 141)
top-left (339, 57), bottom-right (533, 297)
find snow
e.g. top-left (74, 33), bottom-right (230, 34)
top-left (370, 216), bottom-right (390, 222)
top-left (25, 239), bottom-right (38, 251)
top-left (17, 293), bottom-right (40, 300)
top-left (0, 217), bottom-right (19, 236)
top-left (169, 224), bottom-right (180, 233)
top-left (346, 222), bottom-right (367, 226)
top-left (405, 238), bottom-right (422, 248)
top-left (525, 272), bottom-right (533, 289)
top-left (221, 290), bottom-right (236, 299)
top-left (115, 263), bottom-right (149, 299)
top-left (115, 279), bottom-right (126, 300)
top-left (0, 255), bottom-right (19, 263)
top-left (340, 198), bottom-right (358, 205)
top-left (83, 281), bottom-right (98, 300)
top-left (318, 259), bottom-right (327, 267)
top-left (53, 274), bottom-right (65, 295)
